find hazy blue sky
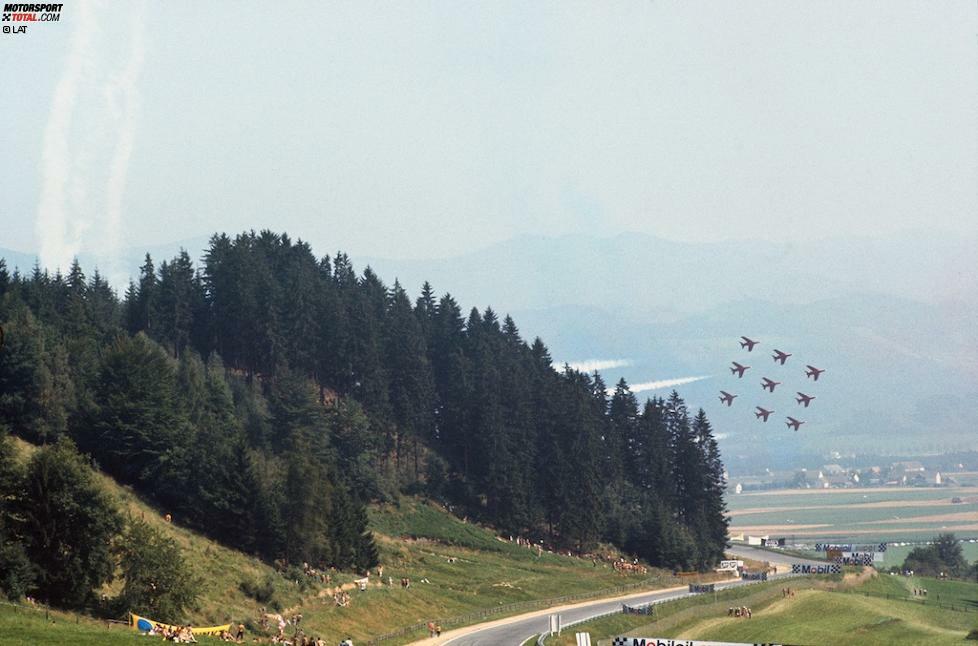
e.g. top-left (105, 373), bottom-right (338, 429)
top-left (3, 1), bottom-right (976, 277)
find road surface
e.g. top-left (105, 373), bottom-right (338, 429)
top-left (413, 545), bottom-right (812, 646)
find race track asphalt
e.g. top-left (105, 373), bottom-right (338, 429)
top-left (426, 544), bottom-right (815, 646)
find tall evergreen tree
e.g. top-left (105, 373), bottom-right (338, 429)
top-left (0, 308), bottom-right (70, 443)
top-left (79, 334), bottom-right (191, 487)
top-left (132, 254), bottom-right (158, 334)
top-left (19, 439), bottom-right (121, 607)
top-left (156, 250), bottom-right (197, 356)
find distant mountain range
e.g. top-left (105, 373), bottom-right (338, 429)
top-left (369, 232), bottom-right (978, 469)
top-left (4, 231), bottom-right (976, 470)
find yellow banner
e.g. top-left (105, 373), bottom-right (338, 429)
top-left (131, 613), bottom-right (231, 635)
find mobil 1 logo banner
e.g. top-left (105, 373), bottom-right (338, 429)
top-left (622, 603), bottom-right (655, 616)
top-left (689, 583), bottom-right (716, 593)
top-left (814, 543), bottom-right (886, 553)
top-left (834, 552), bottom-right (877, 566)
top-left (791, 563), bottom-right (841, 574)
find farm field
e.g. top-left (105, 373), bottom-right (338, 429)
top-left (726, 486), bottom-right (978, 546)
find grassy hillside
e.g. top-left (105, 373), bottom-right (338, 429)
top-left (675, 588), bottom-right (974, 646)
top-left (0, 604), bottom-right (145, 646)
top-left (294, 499), bottom-right (687, 644)
top-left (9, 438), bottom-right (312, 625)
top-left (554, 570), bottom-right (978, 646)
top-left (4, 439), bottom-right (695, 645)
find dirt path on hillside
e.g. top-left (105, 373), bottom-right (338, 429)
top-left (842, 567), bottom-right (876, 587)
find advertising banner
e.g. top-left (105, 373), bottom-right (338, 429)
top-left (791, 563), bottom-right (842, 574)
top-left (833, 552), bottom-right (882, 565)
top-left (131, 614), bottom-right (230, 636)
top-left (622, 603), bottom-right (655, 616)
top-left (689, 583), bottom-right (716, 593)
top-left (740, 571), bottom-right (767, 581)
top-left (814, 543), bottom-right (886, 552)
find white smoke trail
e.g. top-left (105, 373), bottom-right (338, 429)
top-left (102, 4), bottom-right (145, 285)
top-left (628, 375), bottom-right (711, 393)
top-left (564, 358), bottom-right (632, 373)
top-left (36, 1), bottom-right (97, 273)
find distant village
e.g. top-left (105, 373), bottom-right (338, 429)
top-left (730, 460), bottom-right (973, 494)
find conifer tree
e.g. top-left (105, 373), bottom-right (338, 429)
top-left (19, 439), bottom-right (121, 607)
top-left (156, 250), bottom-right (197, 356)
top-left (0, 308), bottom-right (69, 443)
top-left (79, 334), bottom-right (191, 487)
top-left (0, 259), bottom-right (9, 300)
top-left (133, 254), bottom-right (157, 333)
top-left (385, 281), bottom-right (435, 481)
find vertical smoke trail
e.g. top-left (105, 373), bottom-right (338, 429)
top-left (36, 1), bottom-right (97, 273)
top-left (103, 4), bottom-right (145, 286)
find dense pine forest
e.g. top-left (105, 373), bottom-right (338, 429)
top-left (0, 230), bottom-right (728, 609)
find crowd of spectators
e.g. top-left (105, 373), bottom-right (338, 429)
top-left (142, 623), bottom-right (198, 642)
top-left (727, 606), bottom-right (752, 618)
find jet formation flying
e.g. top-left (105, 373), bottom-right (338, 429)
top-left (719, 391), bottom-right (737, 406)
top-left (720, 337), bottom-right (825, 431)
top-left (730, 362), bottom-right (750, 378)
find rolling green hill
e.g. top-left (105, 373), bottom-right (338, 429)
top-left (553, 571), bottom-right (978, 646)
top-left (3, 439), bottom-right (689, 645)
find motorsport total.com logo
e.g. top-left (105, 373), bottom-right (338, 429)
top-left (2, 3), bottom-right (62, 22)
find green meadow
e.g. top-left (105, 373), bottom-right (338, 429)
top-left (554, 573), bottom-right (978, 646)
